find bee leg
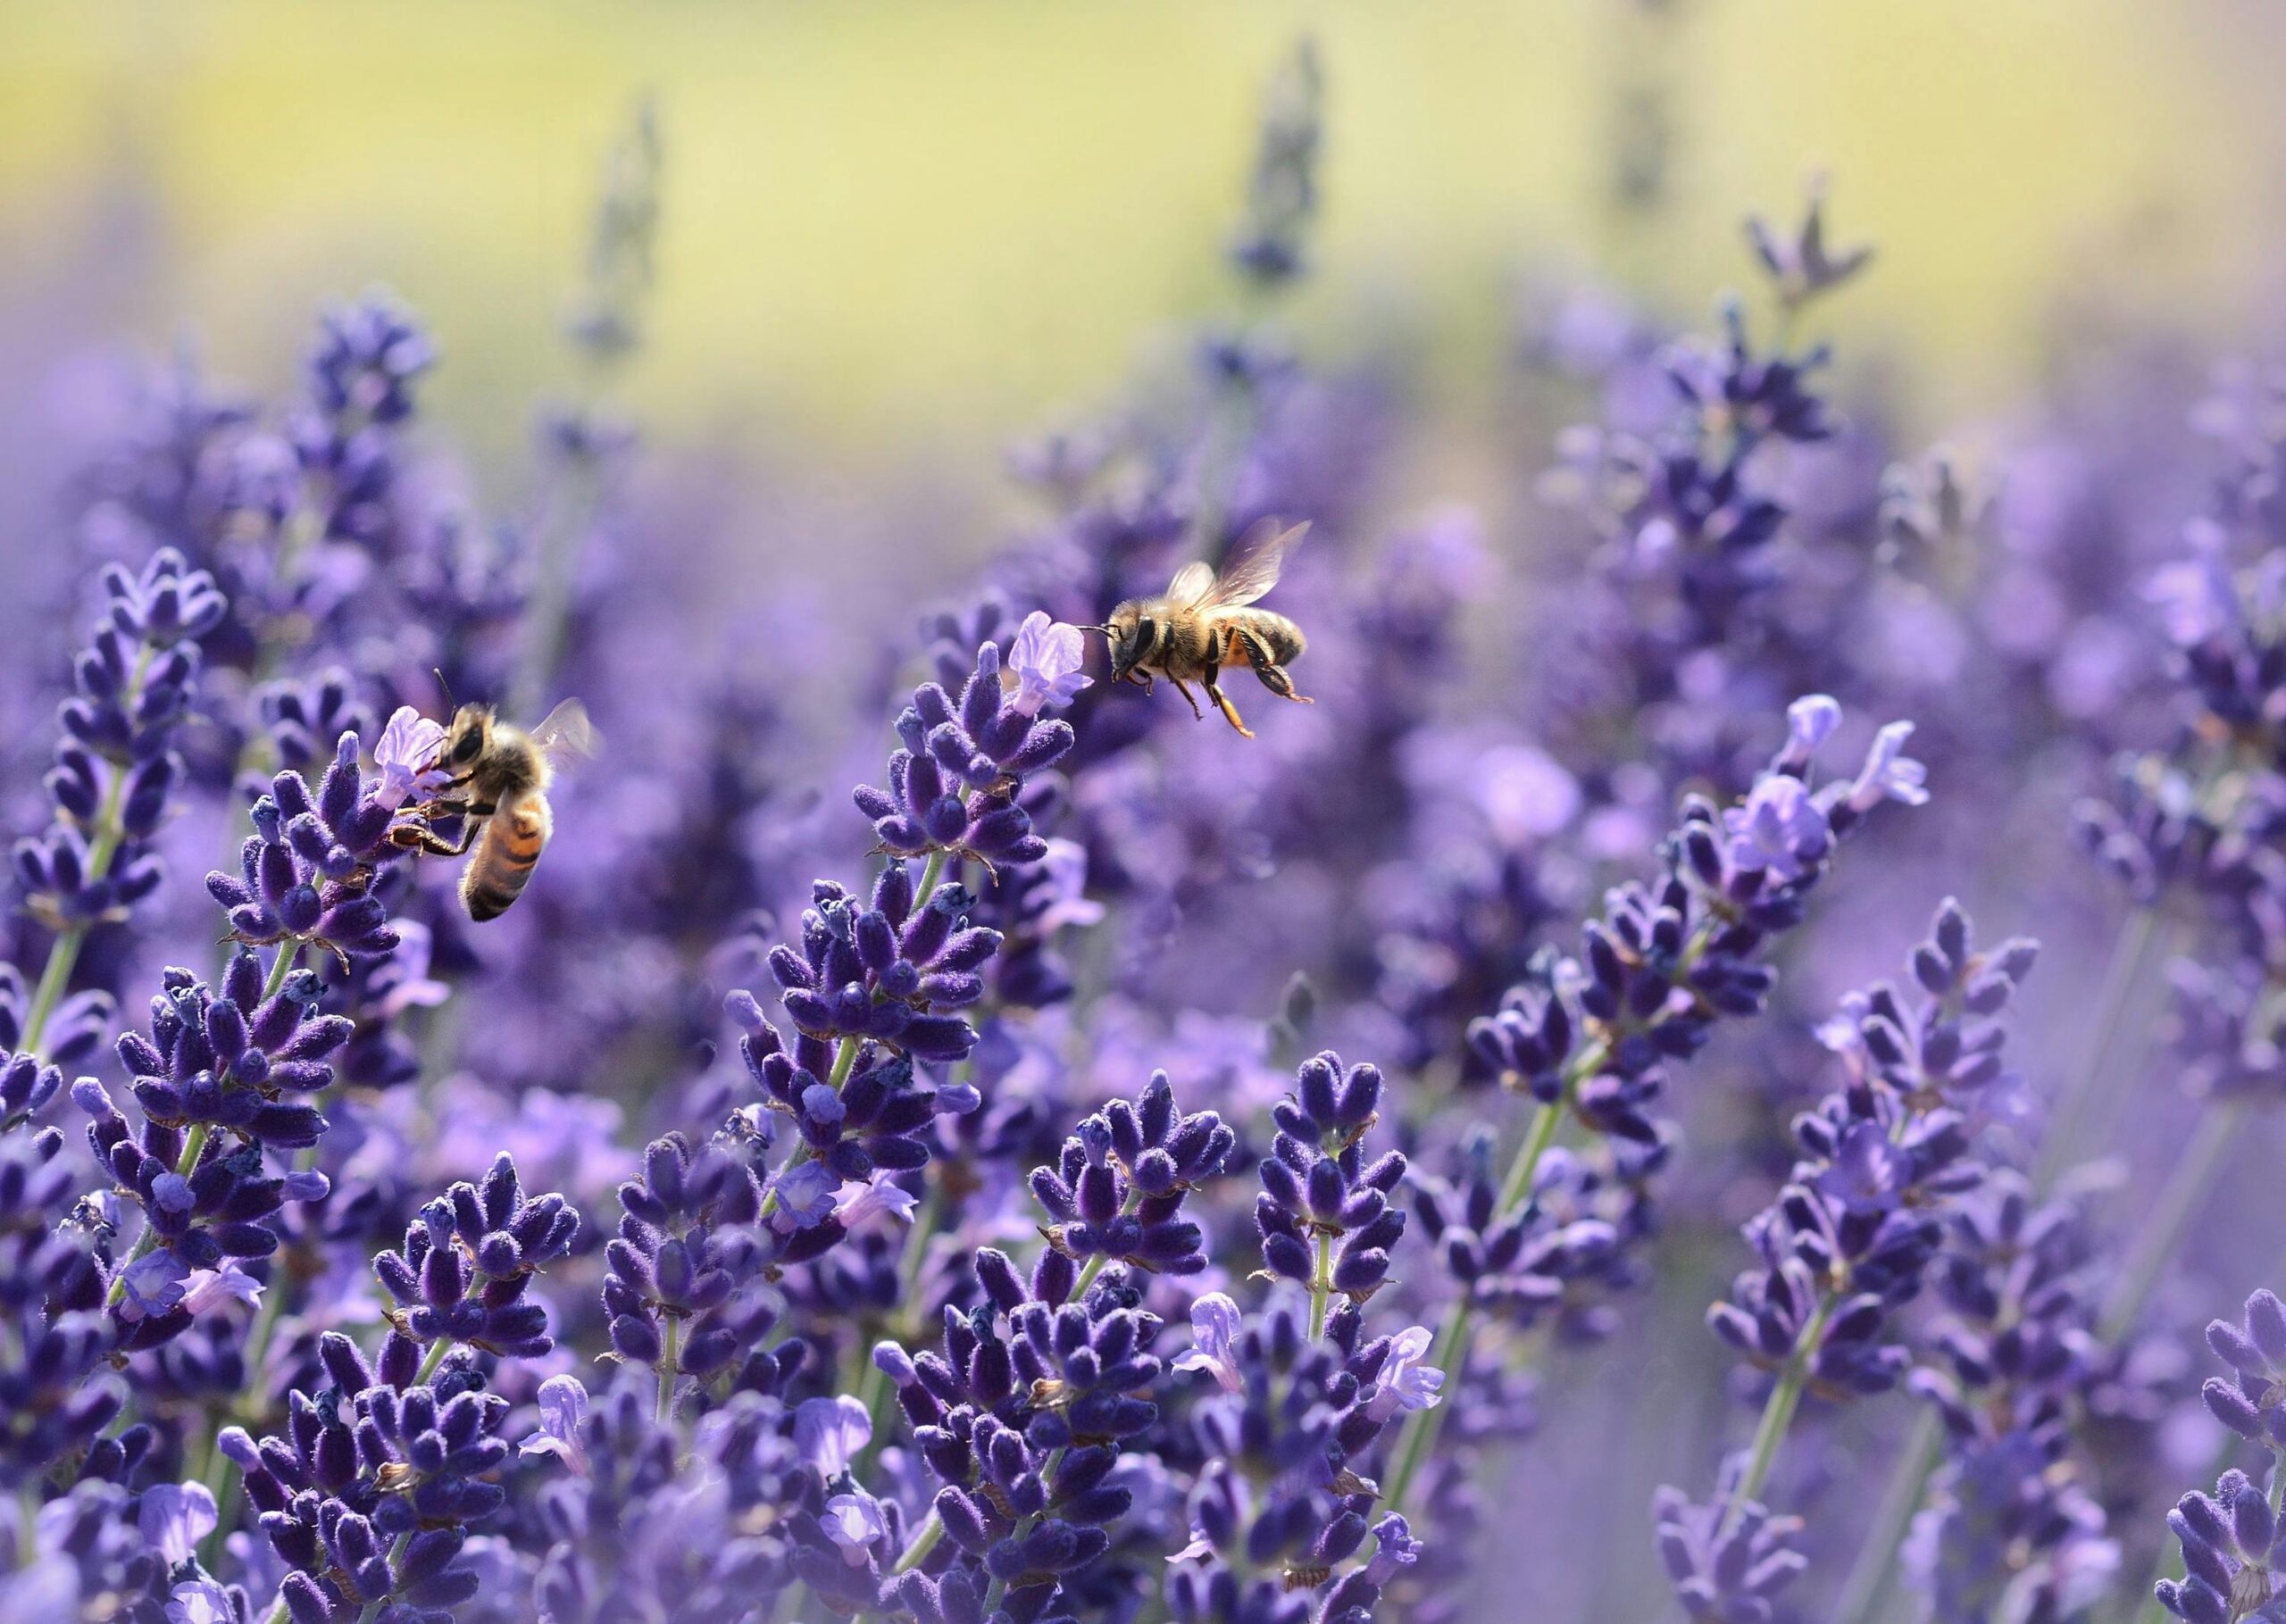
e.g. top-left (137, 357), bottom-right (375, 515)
top-left (1200, 662), bottom-right (1254, 737)
top-left (1240, 629), bottom-right (1314, 704)
top-left (392, 826), bottom-right (474, 858)
top-left (1168, 678), bottom-right (1206, 721)
top-left (388, 804), bottom-right (495, 858)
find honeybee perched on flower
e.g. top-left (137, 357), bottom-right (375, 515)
top-left (1092, 520), bottom-right (1314, 738)
top-left (388, 698), bottom-right (598, 920)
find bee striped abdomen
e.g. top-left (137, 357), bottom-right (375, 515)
top-left (1218, 611), bottom-right (1306, 668)
top-left (462, 795), bottom-right (553, 921)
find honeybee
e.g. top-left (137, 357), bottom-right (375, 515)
top-left (392, 698), bottom-right (598, 920)
top-left (1093, 521), bottom-right (1314, 737)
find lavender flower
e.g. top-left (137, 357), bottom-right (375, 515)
top-left (854, 639), bottom-right (1077, 873)
top-left (2155, 1470), bottom-right (2286, 1624)
top-left (371, 1154), bottom-right (579, 1358)
top-left (602, 1131), bottom-right (778, 1393)
top-left (1030, 1071), bottom-right (1235, 1278)
top-left (1256, 1052), bottom-right (1408, 1323)
top-left (206, 733), bottom-right (409, 965)
top-left (12, 549), bottom-right (223, 1035)
top-left (1652, 1464), bottom-right (1808, 1624)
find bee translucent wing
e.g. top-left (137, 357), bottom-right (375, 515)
top-left (529, 698), bottom-right (600, 764)
top-left (1164, 561), bottom-right (1218, 609)
top-left (1202, 520), bottom-right (1308, 608)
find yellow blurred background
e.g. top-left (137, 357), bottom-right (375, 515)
top-left (3, 0), bottom-right (2282, 471)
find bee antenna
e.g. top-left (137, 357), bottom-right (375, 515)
top-left (432, 668), bottom-right (455, 712)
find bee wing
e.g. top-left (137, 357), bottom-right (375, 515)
top-left (529, 698), bottom-right (600, 765)
top-left (1164, 561), bottom-right (1218, 609)
top-left (1200, 520), bottom-right (1307, 608)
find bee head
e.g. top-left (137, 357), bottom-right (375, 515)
top-left (1097, 603), bottom-right (1146, 679)
top-left (438, 704), bottom-right (496, 770)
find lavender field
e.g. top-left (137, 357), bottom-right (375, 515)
top-left (6, 8), bottom-right (2286, 1623)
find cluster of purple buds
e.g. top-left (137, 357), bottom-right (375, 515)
top-left (1167, 1298), bottom-right (1439, 1615)
top-left (71, 954), bottom-right (355, 1337)
top-left (226, 1330), bottom-right (498, 1624)
top-left (764, 868), bottom-right (999, 1062)
top-left (2146, 541), bottom-right (2286, 754)
top-left (1226, 37), bottom-right (1322, 287)
top-left (207, 724), bottom-right (435, 966)
top-left (1906, 1174), bottom-right (2114, 1620)
top-left (855, 639), bottom-right (1078, 875)
top-left (1921, 1176), bottom-right (2094, 1422)
top-left (14, 548), bottom-right (224, 932)
top-left (289, 296), bottom-right (434, 552)
top-left (529, 1378), bottom-right (813, 1623)
top-left (1669, 298), bottom-right (1838, 446)
top-left (603, 1130), bottom-right (780, 1387)
top-left (1029, 1071), bottom-right (1234, 1277)
top-left (731, 990), bottom-right (972, 1194)
top-left (256, 667), bottom-right (375, 776)
top-left (2155, 1469), bottom-right (2286, 1624)
top-left (1743, 175), bottom-right (1876, 314)
top-left (2200, 1288), bottom-right (2286, 1452)
top-left (372, 1153), bottom-right (579, 1358)
top-left (877, 1249), bottom-right (1159, 1611)
top-left (2165, 920), bottom-right (2286, 1107)
top-left (1708, 903), bottom-right (2028, 1397)
top-left (1548, 191), bottom-right (1860, 662)
top-left (1256, 1052), bottom-right (1407, 1308)
top-left (1, 1478), bottom-right (204, 1622)
top-left (1815, 896), bottom-right (2040, 1132)
top-left (114, 950), bottom-right (353, 1148)
top-left (1659, 899), bottom-right (2033, 1621)
top-left (2071, 754), bottom-right (2237, 907)
top-left (1651, 1462), bottom-right (1808, 1624)
top-left (1467, 697), bottom-right (1930, 1144)
top-left (0, 1128), bottom-right (123, 1485)
top-left (1414, 1130), bottom-right (1627, 1343)
top-left (0, 1042), bottom-right (63, 1133)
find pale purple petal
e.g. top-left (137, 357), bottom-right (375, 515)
top-left (822, 1492), bottom-right (887, 1566)
top-left (138, 1482), bottom-right (217, 1567)
top-left (832, 1172), bottom-right (918, 1232)
top-left (1172, 1291), bottom-right (1245, 1394)
top-left (520, 1374), bottom-right (591, 1476)
top-left (794, 1395), bottom-right (872, 1478)
top-left (373, 705), bottom-right (450, 811)
top-left (1005, 612), bottom-right (1094, 715)
top-left (181, 1262), bottom-right (263, 1317)
top-left (167, 1579), bottom-right (236, 1624)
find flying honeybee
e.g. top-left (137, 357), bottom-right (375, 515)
top-left (392, 698), bottom-right (597, 920)
top-left (1093, 521), bottom-right (1313, 738)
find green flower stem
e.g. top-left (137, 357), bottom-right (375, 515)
top-left (1718, 1294), bottom-right (1836, 1538)
top-left (1385, 1098), bottom-right (1563, 1516)
top-left (1306, 1230), bottom-right (1335, 1340)
top-left (657, 1316), bottom-right (681, 1423)
top-left (894, 1508), bottom-right (944, 1573)
top-left (20, 645), bottom-right (157, 1060)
